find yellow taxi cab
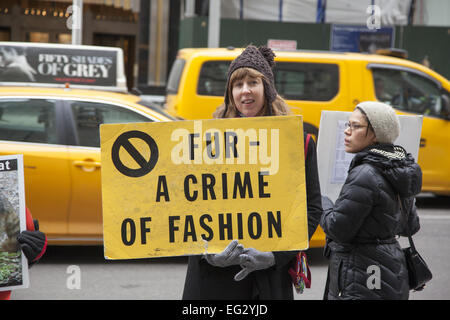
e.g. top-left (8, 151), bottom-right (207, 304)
top-left (166, 47), bottom-right (450, 247)
top-left (0, 42), bottom-right (175, 244)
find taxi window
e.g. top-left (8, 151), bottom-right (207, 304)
top-left (166, 59), bottom-right (186, 94)
top-left (197, 61), bottom-right (230, 96)
top-left (69, 101), bottom-right (150, 147)
top-left (274, 62), bottom-right (339, 101)
top-left (137, 100), bottom-right (176, 120)
top-left (373, 68), bottom-right (445, 118)
top-left (196, 60), bottom-right (339, 101)
top-left (0, 98), bottom-right (58, 144)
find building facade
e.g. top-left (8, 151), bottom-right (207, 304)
top-left (0, 0), bottom-right (179, 94)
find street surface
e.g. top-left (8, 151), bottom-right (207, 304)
top-left (10, 196), bottom-right (450, 300)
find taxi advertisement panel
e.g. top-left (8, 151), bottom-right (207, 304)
top-left (0, 42), bottom-right (123, 91)
top-left (100, 115), bottom-right (308, 259)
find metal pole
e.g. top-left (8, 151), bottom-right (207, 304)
top-left (185, 0), bottom-right (195, 17)
top-left (208, 0), bottom-right (221, 48)
top-left (72, 0), bottom-right (83, 45)
top-left (279, 0), bottom-right (283, 22)
top-left (239, 0), bottom-right (243, 19)
top-left (408, 0), bottom-right (416, 25)
top-left (316, 0), bottom-right (326, 23)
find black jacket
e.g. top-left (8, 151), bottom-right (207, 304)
top-left (182, 133), bottom-right (323, 300)
top-left (320, 144), bottom-right (421, 300)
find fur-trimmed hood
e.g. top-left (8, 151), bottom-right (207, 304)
top-left (350, 143), bottom-right (422, 198)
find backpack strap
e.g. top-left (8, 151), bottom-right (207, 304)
top-left (304, 133), bottom-right (311, 159)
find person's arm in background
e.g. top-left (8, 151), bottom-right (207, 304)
top-left (17, 208), bottom-right (47, 266)
top-left (1, 208), bottom-right (47, 300)
top-left (304, 135), bottom-right (323, 241)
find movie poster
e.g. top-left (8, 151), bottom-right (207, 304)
top-left (0, 44), bottom-right (117, 87)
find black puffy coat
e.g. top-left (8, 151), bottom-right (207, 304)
top-left (182, 133), bottom-right (323, 300)
top-left (320, 144), bottom-right (421, 300)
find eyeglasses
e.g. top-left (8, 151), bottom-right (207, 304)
top-left (344, 122), bottom-right (368, 131)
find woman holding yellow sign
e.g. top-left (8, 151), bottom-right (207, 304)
top-left (182, 45), bottom-right (323, 300)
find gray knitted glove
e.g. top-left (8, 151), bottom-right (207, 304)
top-left (321, 195), bottom-right (334, 211)
top-left (234, 248), bottom-right (275, 281)
top-left (204, 239), bottom-right (244, 267)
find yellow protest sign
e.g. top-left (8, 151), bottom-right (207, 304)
top-left (100, 115), bottom-right (308, 259)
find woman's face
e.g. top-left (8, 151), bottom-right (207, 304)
top-left (344, 109), bottom-right (377, 153)
top-left (231, 75), bottom-right (265, 117)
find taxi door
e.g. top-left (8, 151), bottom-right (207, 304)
top-left (370, 66), bottom-right (450, 195)
top-left (67, 143), bottom-right (102, 241)
top-left (64, 99), bottom-right (152, 241)
top-left (0, 98), bottom-right (70, 237)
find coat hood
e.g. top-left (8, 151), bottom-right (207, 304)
top-left (349, 144), bottom-right (422, 198)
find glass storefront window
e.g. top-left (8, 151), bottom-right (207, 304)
top-left (58, 33), bottom-right (72, 44)
top-left (28, 32), bottom-right (50, 43)
top-left (0, 29), bottom-right (10, 41)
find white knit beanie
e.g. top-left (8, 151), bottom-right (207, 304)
top-left (356, 101), bottom-right (400, 144)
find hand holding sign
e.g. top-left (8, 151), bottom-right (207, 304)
top-left (204, 239), bottom-right (244, 267)
top-left (204, 239), bottom-right (276, 281)
top-left (234, 247), bottom-right (275, 281)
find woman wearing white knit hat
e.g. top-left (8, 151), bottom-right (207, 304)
top-left (320, 101), bottom-right (424, 300)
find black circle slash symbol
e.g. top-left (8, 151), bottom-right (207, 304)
top-left (111, 130), bottom-right (159, 177)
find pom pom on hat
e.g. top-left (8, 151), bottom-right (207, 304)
top-left (356, 101), bottom-right (401, 144)
top-left (257, 46), bottom-right (275, 68)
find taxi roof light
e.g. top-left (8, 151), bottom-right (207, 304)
top-left (375, 48), bottom-right (408, 59)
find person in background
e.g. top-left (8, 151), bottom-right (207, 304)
top-left (374, 78), bottom-right (392, 102)
top-left (320, 101), bottom-right (421, 300)
top-left (182, 45), bottom-right (323, 300)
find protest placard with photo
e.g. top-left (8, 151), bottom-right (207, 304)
top-left (317, 111), bottom-right (423, 202)
top-left (0, 154), bottom-right (28, 292)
